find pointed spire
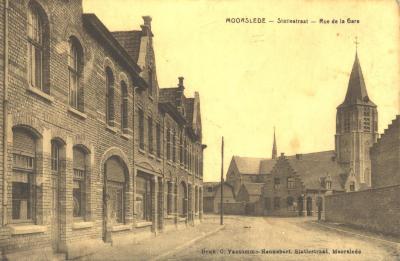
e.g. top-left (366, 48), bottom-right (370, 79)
top-left (272, 126), bottom-right (277, 160)
top-left (341, 43), bottom-right (375, 107)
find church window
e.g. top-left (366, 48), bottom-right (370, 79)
top-left (363, 117), bottom-right (370, 132)
top-left (344, 115), bottom-right (350, 132)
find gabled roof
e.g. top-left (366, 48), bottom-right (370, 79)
top-left (111, 30), bottom-right (142, 63)
top-left (259, 159), bottom-right (277, 174)
top-left (339, 53), bottom-right (376, 108)
top-left (203, 182), bottom-right (234, 198)
top-left (159, 87), bottom-right (181, 105)
top-left (82, 14), bottom-right (147, 89)
top-left (285, 150), bottom-right (345, 191)
top-left (242, 183), bottom-right (264, 196)
top-left (232, 156), bottom-right (267, 175)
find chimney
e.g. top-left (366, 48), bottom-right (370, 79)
top-left (178, 76), bottom-right (184, 89)
top-left (142, 16), bottom-right (152, 28)
top-left (280, 152), bottom-right (285, 158)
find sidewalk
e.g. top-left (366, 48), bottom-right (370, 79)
top-left (78, 218), bottom-right (224, 261)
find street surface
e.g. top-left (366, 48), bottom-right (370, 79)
top-left (166, 215), bottom-right (400, 261)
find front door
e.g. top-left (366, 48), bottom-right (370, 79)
top-left (51, 172), bottom-right (60, 251)
top-left (306, 197), bottom-right (312, 216)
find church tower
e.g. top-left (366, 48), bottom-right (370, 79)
top-left (272, 127), bottom-right (277, 160)
top-left (335, 49), bottom-right (378, 188)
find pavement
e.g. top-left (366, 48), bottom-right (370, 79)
top-left (78, 217), bottom-right (224, 261)
top-left (77, 215), bottom-right (400, 261)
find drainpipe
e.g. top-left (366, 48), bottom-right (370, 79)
top-left (2, 0), bottom-right (9, 226)
top-left (132, 86), bottom-right (139, 224)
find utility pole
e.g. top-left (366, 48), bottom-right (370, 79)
top-left (220, 136), bottom-right (224, 225)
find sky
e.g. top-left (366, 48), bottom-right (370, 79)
top-left (83, 0), bottom-right (400, 182)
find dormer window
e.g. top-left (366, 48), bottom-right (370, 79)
top-left (326, 180), bottom-right (332, 190)
top-left (349, 181), bottom-right (355, 192)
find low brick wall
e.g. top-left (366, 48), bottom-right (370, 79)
top-left (325, 185), bottom-right (400, 236)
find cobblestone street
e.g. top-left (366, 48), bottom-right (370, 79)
top-left (79, 215), bottom-right (399, 260)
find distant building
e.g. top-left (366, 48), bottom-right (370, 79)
top-left (203, 182), bottom-right (235, 213)
top-left (224, 50), bottom-right (378, 217)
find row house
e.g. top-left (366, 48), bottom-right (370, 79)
top-left (0, 0), bottom-right (205, 260)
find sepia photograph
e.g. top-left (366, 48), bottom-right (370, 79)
top-left (0, 0), bottom-right (399, 260)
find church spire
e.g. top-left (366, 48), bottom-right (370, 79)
top-left (272, 127), bottom-right (277, 160)
top-left (340, 38), bottom-right (375, 107)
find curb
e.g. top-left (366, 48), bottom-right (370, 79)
top-left (311, 221), bottom-right (400, 246)
top-left (150, 225), bottom-right (225, 261)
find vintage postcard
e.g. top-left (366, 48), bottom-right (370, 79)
top-left (0, 0), bottom-right (399, 260)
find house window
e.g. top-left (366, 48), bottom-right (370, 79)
top-left (207, 187), bottom-right (213, 193)
top-left (184, 138), bottom-right (188, 168)
top-left (68, 38), bottom-right (83, 111)
top-left (287, 177), bottom-right (295, 189)
top-left (138, 108), bottom-right (144, 150)
top-left (273, 197), bottom-right (280, 210)
top-left (274, 178), bottom-right (280, 189)
top-left (73, 147), bottom-right (86, 218)
top-left (105, 68), bottom-right (115, 126)
top-left (166, 128), bottom-right (171, 160)
top-left (349, 181), bottom-right (355, 192)
top-left (136, 175), bottom-right (152, 221)
top-left (27, 4), bottom-right (44, 91)
top-left (179, 131), bottom-right (183, 164)
top-left (121, 81), bottom-right (128, 130)
top-left (148, 117), bottom-right (153, 154)
top-left (172, 131), bottom-right (176, 162)
top-left (51, 141), bottom-right (60, 172)
top-left (156, 123), bottom-right (161, 157)
top-left (12, 128), bottom-right (36, 222)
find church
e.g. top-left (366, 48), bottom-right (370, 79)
top-left (225, 49), bottom-right (379, 217)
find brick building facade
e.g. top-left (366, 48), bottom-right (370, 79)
top-left (0, 0), bottom-right (205, 259)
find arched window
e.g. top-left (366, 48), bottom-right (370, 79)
top-left (27, 3), bottom-right (44, 91)
top-left (51, 140), bottom-right (60, 172)
top-left (12, 128), bottom-right (37, 222)
top-left (73, 147), bottom-right (87, 218)
top-left (120, 81), bottom-right (128, 131)
top-left (148, 116), bottom-right (153, 154)
top-left (105, 68), bottom-right (115, 126)
top-left (69, 37), bottom-right (83, 111)
top-left (105, 156), bottom-right (127, 224)
top-left (178, 182), bottom-right (187, 217)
